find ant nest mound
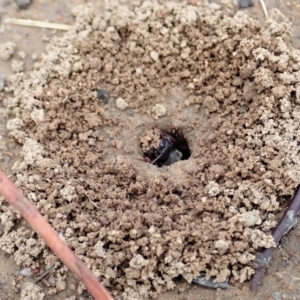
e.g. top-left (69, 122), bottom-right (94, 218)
top-left (2, 0), bottom-right (300, 299)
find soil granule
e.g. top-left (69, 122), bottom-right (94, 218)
top-left (1, 1), bottom-right (300, 299)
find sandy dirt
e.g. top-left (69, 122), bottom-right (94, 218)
top-left (0, 1), bottom-right (300, 300)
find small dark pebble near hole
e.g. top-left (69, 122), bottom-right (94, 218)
top-left (193, 274), bottom-right (230, 289)
top-left (97, 89), bottom-right (110, 104)
top-left (14, 0), bottom-right (32, 9)
top-left (239, 0), bottom-right (253, 8)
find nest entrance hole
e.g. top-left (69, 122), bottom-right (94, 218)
top-left (141, 127), bottom-right (191, 167)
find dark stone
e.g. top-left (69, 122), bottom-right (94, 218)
top-left (96, 89), bottom-right (110, 104)
top-left (193, 273), bottom-right (230, 289)
top-left (14, 0), bottom-right (32, 9)
top-left (239, 0), bottom-right (254, 8)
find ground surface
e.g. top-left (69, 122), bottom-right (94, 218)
top-left (0, 1), bottom-right (300, 300)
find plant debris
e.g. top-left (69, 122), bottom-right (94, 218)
top-left (0, 170), bottom-right (113, 300)
top-left (4, 18), bottom-right (72, 30)
top-left (250, 185), bottom-right (300, 291)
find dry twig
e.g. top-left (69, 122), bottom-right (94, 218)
top-left (34, 266), bottom-right (53, 283)
top-left (250, 185), bottom-right (300, 291)
top-left (0, 170), bottom-right (114, 300)
top-left (259, 0), bottom-right (269, 19)
top-left (4, 18), bottom-right (72, 30)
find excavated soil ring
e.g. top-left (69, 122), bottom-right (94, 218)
top-left (2, 2), bottom-right (300, 299)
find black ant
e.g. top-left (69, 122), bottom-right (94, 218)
top-left (141, 127), bottom-right (190, 167)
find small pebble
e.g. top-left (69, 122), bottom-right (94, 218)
top-left (215, 240), bottom-right (229, 251)
top-left (150, 50), bottom-right (159, 62)
top-left (151, 104), bottom-right (166, 119)
top-left (18, 51), bottom-right (27, 60)
top-left (239, 211), bottom-right (261, 227)
top-left (273, 272), bottom-right (284, 280)
top-left (20, 267), bottom-right (32, 277)
top-left (96, 89), bottom-right (110, 104)
top-left (136, 67), bottom-right (143, 74)
top-left (116, 97), bottom-right (128, 110)
top-left (273, 291), bottom-right (282, 300)
top-left (14, 0), bottom-right (32, 9)
top-left (239, 0), bottom-right (253, 8)
top-left (48, 276), bottom-right (56, 287)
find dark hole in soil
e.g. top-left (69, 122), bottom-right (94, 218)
top-left (142, 128), bottom-right (191, 168)
top-left (290, 90), bottom-right (296, 102)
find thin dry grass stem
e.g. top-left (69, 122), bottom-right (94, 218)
top-left (259, 0), bottom-right (269, 18)
top-left (4, 18), bottom-right (72, 30)
top-left (0, 170), bottom-right (114, 300)
top-left (85, 193), bottom-right (101, 209)
top-left (250, 185), bottom-right (300, 291)
top-left (34, 266), bottom-right (53, 283)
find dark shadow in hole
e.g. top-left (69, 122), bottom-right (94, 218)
top-left (170, 128), bottom-right (191, 161)
top-left (291, 90), bottom-right (296, 102)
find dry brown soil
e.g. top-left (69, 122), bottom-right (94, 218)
top-left (0, 1), bottom-right (300, 300)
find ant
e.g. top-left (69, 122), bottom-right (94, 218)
top-left (142, 128), bottom-right (184, 167)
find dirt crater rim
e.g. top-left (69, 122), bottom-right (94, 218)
top-left (2, 2), bottom-right (300, 299)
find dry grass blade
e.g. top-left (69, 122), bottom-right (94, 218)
top-left (250, 185), bottom-right (300, 291)
top-left (4, 17), bottom-right (72, 30)
top-left (259, 0), bottom-right (269, 18)
top-left (0, 170), bottom-right (114, 300)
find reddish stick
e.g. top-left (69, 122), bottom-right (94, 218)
top-left (0, 170), bottom-right (114, 300)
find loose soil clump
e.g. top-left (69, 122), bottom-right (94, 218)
top-left (1, 1), bottom-right (300, 299)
